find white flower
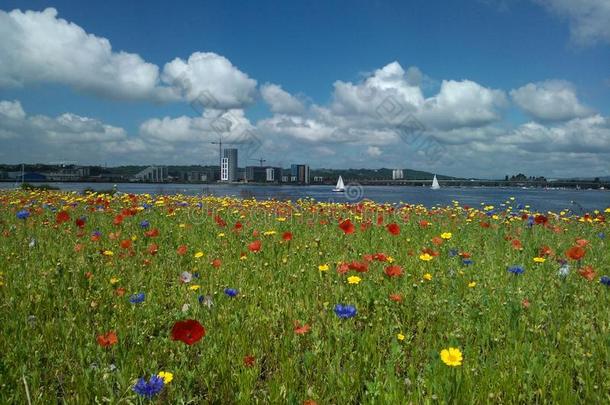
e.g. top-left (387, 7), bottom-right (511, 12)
top-left (558, 263), bottom-right (570, 277)
top-left (180, 271), bottom-right (192, 283)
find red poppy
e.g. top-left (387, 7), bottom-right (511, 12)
top-left (363, 254), bottom-right (373, 262)
top-left (294, 322), bottom-right (311, 335)
top-left (336, 262), bottom-right (349, 274)
top-left (145, 228), bottom-right (159, 238)
top-left (534, 215), bottom-right (548, 225)
top-left (211, 258), bottom-right (222, 268)
top-left (113, 215), bottom-right (123, 225)
top-left (522, 299), bottom-right (530, 309)
top-left (459, 252), bottom-right (471, 259)
top-left (386, 223), bottom-right (400, 236)
top-left (74, 243), bottom-right (84, 252)
top-left (171, 319), bottom-right (205, 345)
top-left (480, 221), bottom-right (491, 228)
top-left (348, 261), bottom-right (369, 273)
top-left (372, 253), bottom-right (387, 262)
top-left (248, 240), bottom-right (262, 252)
top-left (377, 215), bottom-right (384, 225)
top-left (243, 355), bottom-right (256, 367)
top-left (115, 287), bottom-right (126, 297)
top-left (214, 215), bottom-right (227, 227)
top-left (579, 265), bottom-right (596, 281)
top-left (511, 239), bottom-right (523, 250)
top-left (56, 210), bottom-right (70, 224)
top-left (575, 238), bottom-right (589, 247)
top-left (339, 219), bottom-right (355, 235)
top-left (282, 231), bottom-right (293, 241)
top-left (120, 239), bottom-right (132, 249)
top-left (96, 331), bottom-right (118, 348)
top-left (389, 293), bottom-right (403, 302)
top-left (418, 220), bottom-right (430, 228)
top-left (75, 217), bottom-right (86, 228)
top-left (384, 265), bottom-right (403, 278)
top-left (234, 221), bottom-right (243, 231)
top-left (90, 234), bottom-right (101, 242)
top-left (148, 243), bottom-right (158, 255)
top-left (85, 271), bottom-right (93, 279)
top-left (177, 244), bottom-right (188, 255)
top-left (303, 401), bottom-right (318, 405)
top-left (566, 246), bottom-right (586, 261)
top-left (538, 245), bottom-right (554, 257)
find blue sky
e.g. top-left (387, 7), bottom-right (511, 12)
top-left (0, 0), bottom-right (609, 178)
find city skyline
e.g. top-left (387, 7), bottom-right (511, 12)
top-left (0, 1), bottom-right (609, 179)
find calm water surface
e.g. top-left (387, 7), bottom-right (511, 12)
top-left (1, 182), bottom-right (608, 213)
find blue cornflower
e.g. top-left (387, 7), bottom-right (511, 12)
top-left (600, 276), bottom-right (610, 286)
top-left (334, 304), bottom-right (357, 319)
top-left (133, 375), bottom-right (164, 398)
top-left (462, 259), bottom-right (473, 266)
top-left (527, 216), bottom-right (534, 227)
top-left (129, 293), bottom-right (145, 304)
top-left (92, 230), bottom-right (102, 237)
top-left (141, 203), bottom-right (151, 210)
top-left (224, 288), bottom-right (238, 297)
top-left (508, 266), bottom-right (525, 275)
top-left (140, 220), bottom-right (150, 228)
top-left (448, 249), bottom-right (459, 257)
top-left (193, 272), bottom-right (200, 279)
top-left (598, 232), bottom-right (606, 239)
top-left (516, 204), bottom-right (524, 210)
top-left (16, 209), bottom-right (30, 220)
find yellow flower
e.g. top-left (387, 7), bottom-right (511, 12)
top-left (605, 208), bottom-right (610, 213)
top-left (276, 217), bottom-right (287, 222)
top-left (103, 250), bottom-right (114, 256)
top-left (533, 257), bottom-right (546, 263)
top-left (419, 253), bottom-right (433, 262)
top-left (109, 277), bottom-right (120, 285)
top-left (397, 333), bottom-right (405, 341)
top-left (318, 264), bottom-right (329, 272)
top-left (440, 347), bottom-right (463, 366)
top-left (194, 251), bottom-right (204, 259)
top-left (158, 371), bottom-right (173, 384)
top-left (440, 232), bottom-right (452, 240)
top-left (386, 256), bottom-right (395, 263)
top-left (263, 230), bottom-right (276, 236)
top-left (468, 281), bottom-right (476, 288)
top-left (347, 276), bottom-right (361, 284)
top-left (179, 223), bottom-right (186, 228)
top-left (239, 255), bottom-right (248, 261)
top-left (423, 273), bottom-right (432, 281)
top-left (189, 284), bottom-right (200, 291)
top-left (217, 233), bottom-right (225, 238)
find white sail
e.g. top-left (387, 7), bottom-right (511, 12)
top-left (333, 175), bottom-right (345, 192)
top-left (431, 174), bottom-right (440, 190)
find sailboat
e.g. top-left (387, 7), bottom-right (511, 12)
top-left (333, 175), bottom-right (346, 192)
top-left (431, 174), bottom-right (440, 190)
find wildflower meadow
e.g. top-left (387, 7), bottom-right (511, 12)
top-left (1, 190), bottom-right (609, 403)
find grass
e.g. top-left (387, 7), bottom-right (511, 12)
top-left (0, 190), bottom-right (609, 404)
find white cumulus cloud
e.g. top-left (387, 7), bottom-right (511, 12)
top-left (510, 80), bottom-right (592, 121)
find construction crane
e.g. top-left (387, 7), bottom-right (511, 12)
top-left (249, 158), bottom-right (267, 167)
top-left (211, 138), bottom-right (239, 180)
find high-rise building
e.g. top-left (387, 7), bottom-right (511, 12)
top-left (290, 164), bottom-right (310, 184)
top-left (392, 169), bottom-right (404, 180)
top-left (266, 167), bottom-right (282, 182)
top-left (221, 148), bottom-right (238, 182)
top-left (245, 166), bottom-right (267, 182)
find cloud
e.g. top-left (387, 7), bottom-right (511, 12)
top-left (0, 8), bottom-right (256, 108)
top-left (366, 146), bottom-right (382, 157)
top-left (162, 52), bottom-right (257, 110)
top-left (420, 80), bottom-right (508, 129)
top-left (510, 80), bottom-right (592, 121)
top-left (0, 8), bottom-right (170, 101)
top-left (260, 83), bottom-right (305, 115)
top-left (535, 0), bottom-right (610, 45)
